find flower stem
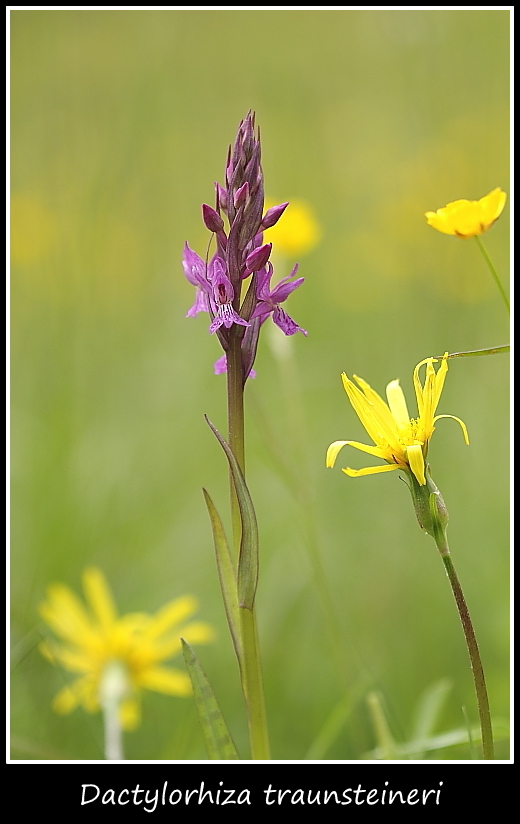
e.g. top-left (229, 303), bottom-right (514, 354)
top-left (240, 607), bottom-right (270, 759)
top-left (227, 329), bottom-right (245, 554)
top-left (434, 533), bottom-right (494, 759)
top-left (100, 661), bottom-right (126, 760)
top-left (474, 235), bottom-right (509, 314)
top-left (227, 328), bottom-right (270, 760)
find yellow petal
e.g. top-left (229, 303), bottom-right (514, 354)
top-left (52, 674), bottom-right (99, 715)
top-left (414, 354), bottom-right (448, 436)
top-left (82, 567), bottom-right (118, 629)
top-left (135, 666), bottom-right (192, 696)
top-left (351, 375), bottom-right (401, 443)
top-left (424, 209), bottom-right (455, 235)
top-left (142, 621), bottom-right (215, 665)
top-left (433, 414), bottom-right (470, 444)
top-left (52, 683), bottom-right (81, 715)
top-left (342, 440), bottom-right (393, 460)
top-left (119, 697), bottom-right (141, 730)
top-left (479, 187), bottom-right (507, 224)
top-left (406, 444), bottom-right (426, 485)
top-left (177, 621), bottom-right (215, 646)
top-left (326, 440), bottom-right (350, 468)
top-left (42, 640), bottom-right (96, 674)
top-left (39, 584), bottom-right (98, 647)
top-left (342, 464), bottom-right (401, 478)
top-left (343, 374), bottom-right (401, 453)
top-left (385, 379), bottom-right (411, 431)
top-left (144, 596), bottom-right (199, 641)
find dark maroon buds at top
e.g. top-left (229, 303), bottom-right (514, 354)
top-left (261, 202), bottom-right (289, 230)
top-left (202, 204), bottom-right (224, 233)
top-left (244, 244), bottom-right (272, 275)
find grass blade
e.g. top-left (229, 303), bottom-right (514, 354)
top-left (410, 678), bottom-right (452, 758)
top-left (444, 345), bottom-right (509, 358)
top-left (181, 639), bottom-right (240, 760)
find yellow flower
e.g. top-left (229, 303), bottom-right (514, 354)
top-left (39, 567), bottom-right (214, 730)
top-left (326, 354), bottom-right (469, 486)
top-left (425, 188), bottom-right (507, 239)
top-left (263, 198), bottom-right (321, 256)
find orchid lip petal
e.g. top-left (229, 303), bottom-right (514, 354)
top-left (209, 304), bottom-right (250, 333)
top-left (273, 306), bottom-right (306, 336)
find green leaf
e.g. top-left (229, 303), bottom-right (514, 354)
top-left (444, 345), bottom-right (509, 358)
top-left (205, 416), bottom-right (259, 610)
top-left (202, 488), bottom-right (242, 661)
top-left (181, 639), bottom-right (240, 760)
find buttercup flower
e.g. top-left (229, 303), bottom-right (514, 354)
top-left (39, 567), bottom-right (214, 730)
top-left (326, 354), bottom-right (469, 486)
top-left (425, 188), bottom-right (507, 239)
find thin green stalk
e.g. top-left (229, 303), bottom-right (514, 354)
top-left (433, 531), bottom-right (494, 759)
top-left (226, 329), bottom-right (270, 760)
top-left (227, 329), bottom-right (245, 556)
top-left (240, 607), bottom-right (270, 759)
top-left (474, 235), bottom-right (509, 313)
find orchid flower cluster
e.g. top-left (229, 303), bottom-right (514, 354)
top-left (182, 112), bottom-right (306, 380)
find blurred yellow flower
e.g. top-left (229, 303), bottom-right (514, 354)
top-left (425, 188), bottom-right (507, 239)
top-left (10, 192), bottom-right (59, 266)
top-left (326, 354), bottom-right (469, 486)
top-left (263, 198), bottom-right (321, 256)
top-left (39, 567), bottom-right (214, 730)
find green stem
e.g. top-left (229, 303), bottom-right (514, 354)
top-left (227, 329), bottom-right (245, 556)
top-left (434, 533), bottom-right (494, 760)
top-left (474, 235), bottom-right (509, 314)
top-left (240, 607), bottom-right (270, 759)
top-left (226, 328), bottom-right (270, 760)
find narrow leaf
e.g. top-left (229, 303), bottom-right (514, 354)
top-left (202, 488), bottom-right (242, 661)
top-left (411, 678), bottom-right (452, 759)
top-left (366, 691), bottom-right (400, 760)
top-left (181, 639), bottom-right (240, 760)
top-left (205, 416), bottom-right (259, 610)
top-left (364, 721), bottom-right (509, 759)
top-left (305, 694), bottom-right (355, 760)
top-left (443, 345), bottom-right (509, 359)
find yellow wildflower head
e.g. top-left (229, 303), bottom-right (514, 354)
top-left (425, 188), bottom-right (507, 239)
top-left (39, 567), bottom-right (214, 730)
top-left (263, 198), bottom-right (321, 257)
top-left (326, 354), bottom-right (469, 486)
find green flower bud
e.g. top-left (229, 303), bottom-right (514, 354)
top-left (408, 466), bottom-right (449, 541)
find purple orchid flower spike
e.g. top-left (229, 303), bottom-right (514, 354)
top-left (182, 112), bottom-right (307, 381)
top-left (252, 263), bottom-right (307, 336)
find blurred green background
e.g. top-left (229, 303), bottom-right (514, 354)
top-left (10, 9), bottom-right (509, 760)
